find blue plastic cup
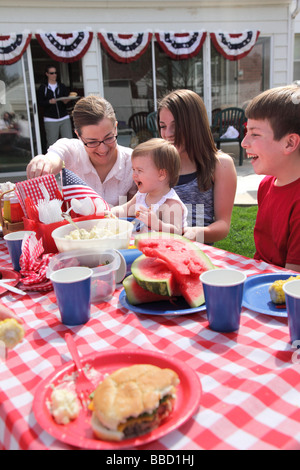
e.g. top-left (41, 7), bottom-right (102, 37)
top-left (50, 267), bottom-right (93, 326)
top-left (283, 280), bottom-right (300, 344)
top-left (200, 269), bottom-right (247, 332)
top-left (115, 248), bottom-right (143, 282)
top-left (4, 230), bottom-right (35, 271)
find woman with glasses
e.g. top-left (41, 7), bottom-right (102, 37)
top-left (27, 95), bottom-right (136, 206)
top-left (37, 64), bottom-right (73, 148)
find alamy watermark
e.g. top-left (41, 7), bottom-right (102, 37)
top-left (118, 196), bottom-right (205, 244)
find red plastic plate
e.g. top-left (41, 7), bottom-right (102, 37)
top-left (33, 348), bottom-right (202, 449)
top-left (0, 268), bottom-right (21, 296)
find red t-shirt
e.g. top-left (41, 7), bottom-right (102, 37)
top-left (254, 175), bottom-right (300, 268)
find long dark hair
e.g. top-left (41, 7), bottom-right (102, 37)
top-left (158, 89), bottom-right (218, 191)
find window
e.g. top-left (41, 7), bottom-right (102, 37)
top-left (294, 34), bottom-right (300, 82)
top-left (155, 42), bottom-right (204, 99)
top-left (101, 35), bottom-right (270, 147)
top-left (0, 57), bottom-right (34, 173)
top-left (101, 44), bottom-right (154, 146)
top-left (30, 39), bottom-right (84, 153)
top-left (211, 37), bottom-right (270, 110)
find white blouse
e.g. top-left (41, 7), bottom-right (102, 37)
top-left (46, 138), bottom-right (135, 207)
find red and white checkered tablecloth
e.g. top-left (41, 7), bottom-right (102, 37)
top-left (0, 238), bottom-right (299, 451)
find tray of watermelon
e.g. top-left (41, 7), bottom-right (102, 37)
top-left (119, 233), bottom-right (215, 316)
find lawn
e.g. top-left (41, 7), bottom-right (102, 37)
top-left (214, 205), bottom-right (258, 259)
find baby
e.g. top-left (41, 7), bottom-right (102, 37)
top-left (110, 138), bottom-right (188, 234)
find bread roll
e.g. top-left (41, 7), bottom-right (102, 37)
top-left (91, 364), bottom-right (179, 441)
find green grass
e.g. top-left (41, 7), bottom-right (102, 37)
top-left (214, 205), bottom-right (258, 259)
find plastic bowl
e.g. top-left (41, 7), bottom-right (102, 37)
top-left (47, 249), bottom-right (121, 303)
top-left (51, 218), bottom-right (133, 253)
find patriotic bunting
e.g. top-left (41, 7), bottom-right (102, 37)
top-left (155, 31), bottom-right (207, 59)
top-left (0, 33), bottom-right (32, 65)
top-left (35, 31), bottom-right (93, 63)
top-left (98, 31), bottom-right (152, 63)
top-left (210, 30), bottom-right (260, 61)
top-left (0, 29), bottom-right (260, 66)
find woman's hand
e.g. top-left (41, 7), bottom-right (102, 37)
top-left (26, 155), bottom-right (63, 179)
top-left (183, 226), bottom-right (204, 243)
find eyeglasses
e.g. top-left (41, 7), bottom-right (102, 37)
top-left (48, 72), bottom-right (57, 75)
top-left (81, 135), bottom-right (117, 148)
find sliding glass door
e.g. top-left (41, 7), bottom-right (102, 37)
top-left (0, 47), bottom-right (39, 175)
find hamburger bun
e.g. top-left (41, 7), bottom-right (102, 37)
top-left (69, 92), bottom-right (78, 97)
top-left (91, 364), bottom-right (179, 441)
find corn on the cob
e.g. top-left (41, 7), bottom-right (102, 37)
top-left (269, 275), bottom-right (300, 304)
top-left (0, 318), bottom-right (24, 349)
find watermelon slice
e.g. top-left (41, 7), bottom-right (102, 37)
top-left (135, 233), bottom-right (215, 308)
top-left (131, 254), bottom-right (180, 296)
top-left (123, 275), bottom-right (175, 305)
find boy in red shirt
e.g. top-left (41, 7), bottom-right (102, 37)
top-left (242, 84), bottom-right (300, 272)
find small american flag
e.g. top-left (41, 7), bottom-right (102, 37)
top-left (61, 168), bottom-right (109, 209)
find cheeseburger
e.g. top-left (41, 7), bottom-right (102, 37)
top-left (91, 364), bottom-right (179, 441)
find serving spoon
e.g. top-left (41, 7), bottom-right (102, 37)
top-left (61, 212), bottom-right (81, 231)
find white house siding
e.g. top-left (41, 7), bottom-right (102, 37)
top-left (0, 0), bottom-right (295, 96)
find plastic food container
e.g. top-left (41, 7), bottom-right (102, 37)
top-left (3, 192), bottom-right (24, 223)
top-left (51, 218), bottom-right (133, 253)
top-left (47, 249), bottom-right (121, 303)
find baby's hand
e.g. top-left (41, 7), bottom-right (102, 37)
top-left (135, 207), bottom-right (149, 223)
top-left (136, 207), bottom-right (159, 229)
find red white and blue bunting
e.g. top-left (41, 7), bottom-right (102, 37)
top-left (0, 29), bottom-right (261, 66)
top-left (98, 32), bottom-right (153, 63)
top-left (35, 31), bottom-right (93, 63)
top-left (210, 30), bottom-right (260, 61)
top-left (0, 33), bottom-right (32, 65)
top-left (155, 31), bottom-right (207, 59)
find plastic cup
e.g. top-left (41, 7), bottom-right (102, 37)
top-left (50, 267), bottom-right (93, 326)
top-left (200, 269), bottom-right (247, 332)
top-left (115, 248), bottom-right (143, 282)
top-left (4, 231), bottom-right (35, 271)
top-left (283, 280), bottom-right (300, 344)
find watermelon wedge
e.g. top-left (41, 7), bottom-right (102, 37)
top-left (123, 275), bottom-right (175, 305)
top-left (135, 233), bottom-right (215, 308)
top-left (131, 254), bottom-right (180, 296)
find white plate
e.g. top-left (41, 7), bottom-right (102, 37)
top-left (55, 96), bottom-right (80, 102)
